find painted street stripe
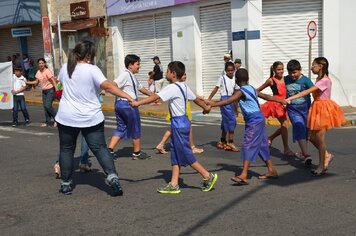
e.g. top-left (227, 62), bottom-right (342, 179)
top-left (0, 126), bottom-right (54, 136)
top-left (0, 135), bottom-right (10, 139)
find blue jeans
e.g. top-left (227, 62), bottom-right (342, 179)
top-left (42, 88), bottom-right (56, 124)
top-left (55, 134), bottom-right (89, 164)
top-left (57, 121), bottom-right (118, 183)
top-left (80, 135), bottom-right (89, 164)
top-left (12, 95), bottom-right (30, 123)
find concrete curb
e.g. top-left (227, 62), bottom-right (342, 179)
top-left (26, 99), bottom-right (355, 127)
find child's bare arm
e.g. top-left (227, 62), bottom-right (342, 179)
top-left (211, 90), bottom-right (243, 107)
top-left (286, 86), bottom-right (318, 102)
top-left (208, 86), bottom-right (219, 100)
top-left (132, 94), bottom-right (160, 107)
top-left (139, 87), bottom-right (155, 96)
top-left (257, 78), bottom-right (273, 92)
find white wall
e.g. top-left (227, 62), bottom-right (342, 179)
top-left (324, 0), bottom-right (356, 106)
top-left (231, 0), bottom-right (263, 88)
top-left (171, 6), bottom-right (203, 95)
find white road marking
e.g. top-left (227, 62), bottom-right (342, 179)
top-left (0, 135), bottom-right (10, 139)
top-left (0, 126), bottom-right (54, 136)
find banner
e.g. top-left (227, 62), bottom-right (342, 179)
top-left (0, 62), bottom-right (13, 110)
top-left (106, 0), bottom-right (200, 16)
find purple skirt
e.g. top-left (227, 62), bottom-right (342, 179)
top-left (241, 118), bottom-right (270, 162)
top-left (287, 103), bottom-right (309, 142)
top-left (220, 96), bottom-right (236, 132)
top-left (113, 100), bottom-right (141, 139)
top-left (170, 115), bottom-right (196, 167)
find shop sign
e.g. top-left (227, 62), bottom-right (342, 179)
top-left (11, 28), bottom-right (32, 37)
top-left (106, 0), bottom-right (200, 16)
top-left (70, 1), bottom-right (90, 20)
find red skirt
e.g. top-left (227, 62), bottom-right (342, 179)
top-left (261, 101), bottom-right (287, 119)
top-left (308, 99), bottom-right (346, 130)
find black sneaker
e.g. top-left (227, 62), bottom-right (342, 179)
top-left (59, 184), bottom-right (72, 195)
top-left (108, 148), bottom-right (118, 160)
top-left (109, 178), bottom-right (123, 196)
top-left (132, 151), bottom-right (151, 160)
top-left (25, 120), bottom-right (30, 126)
top-left (12, 122), bottom-right (18, 127)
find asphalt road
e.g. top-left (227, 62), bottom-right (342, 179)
top-left (0, 105), bottom-right (355, 235)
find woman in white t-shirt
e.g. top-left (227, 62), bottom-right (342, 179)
top-left (55, 40), bottom-right (134, 196)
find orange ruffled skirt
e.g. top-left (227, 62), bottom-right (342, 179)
top-left (307, 99), bottom-right (346, 130)
top-left (261, 101), bottom-right (287, 119)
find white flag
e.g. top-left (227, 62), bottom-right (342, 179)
top-left (0, 61), bottom-right (13, 110)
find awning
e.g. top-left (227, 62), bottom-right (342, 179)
top-left (52, 17), bottom-right (102, 32)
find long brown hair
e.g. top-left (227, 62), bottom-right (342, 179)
top-left (313, 57), bottom-right (329, 78)
top-left (67, 40), bottom-right (96, 78)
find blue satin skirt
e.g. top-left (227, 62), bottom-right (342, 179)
top-left (220, 96), bottom-right (236, 132)
top-left (287, 103), bottom-right (309, 142)
top-left (113, 100), bottom-right (141, 139)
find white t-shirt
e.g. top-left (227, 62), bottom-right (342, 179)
top-left (55, 63), bottom-right (106, 127)
top-left (216, 75), bottom-right (239, 96)
top-left (13, 74), bottom-right (27, 96)
top-left (114, 69), bottom-right (143, 100)
top-left (158, 82), bottom-right (196, 117)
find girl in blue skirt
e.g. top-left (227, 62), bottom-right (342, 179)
top-left (131, 61), bottom-right (217, 194)
top-left (209, 69), bottom-right (281, 185)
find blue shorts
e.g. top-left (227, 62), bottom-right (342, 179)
top-left (113, 100), bottom-right (141, 139)
top-left (287, 103), bottom-right (309, 142)
top-left (170, 115), bottom-right (196, 167)
top-left (220, 96), bottom-right (236, 132)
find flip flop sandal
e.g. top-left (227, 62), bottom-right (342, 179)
top-left (216, 142), bottom-right (226, 149)
top-left (231, 176), bottom-right (249, 185)
top-left (156, 145), bottom-right (167, 154)
top-left (258, 174), bottom-right (279, 179)
top-left (224, 144), bottom-right (240, 152)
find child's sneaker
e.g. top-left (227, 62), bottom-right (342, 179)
top-left (157, 183), bottom-right (181, 194)
top-left (224, 143), bottom-right (240, 152)
top-left (132, 151), bottom-right (151, 160)
top-left (12, 122), bottom-right (18, 127)
top-left (25, 120), bottom-right (30, 126)
top-left (216, 141), bottom-right (226, 149)
top-left (201, 173), bottom-right (218, 192)
top-left (59, 183), bottom-right (72, 195)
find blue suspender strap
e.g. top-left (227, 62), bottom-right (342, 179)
top-left (169, 83), bottom-right (187, 118)
top-left (222, 75), bottom-right (229, 96)
top-left (240, 86), bottom-right (260, 108)
top-left (128, 72), bottom-right (138, 101)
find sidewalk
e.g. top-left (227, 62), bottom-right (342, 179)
top-left (24, 89), bottom-right (356, 126)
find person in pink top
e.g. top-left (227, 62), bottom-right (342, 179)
top-left (286, 57), bottom-right (345, 176)
top-left (27, 58), bottom-right (58, 127)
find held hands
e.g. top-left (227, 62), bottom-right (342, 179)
top-left (129, 100), bottom-right (139, 107)
top-left (11, 89), bottom-right (16, 95)
top-left (203, 104), bottom-right (211, 114)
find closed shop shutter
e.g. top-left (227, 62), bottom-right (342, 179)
top-left (26, 24), bottom-right (44, 63)
top-left (200, 3), bottom-right (231, 98)
top-left (123, 13), bottom-right (172, 86)
top-left (262, 0), bottom-right (322, 80)
top-left (0, 28), bottom-right (18, 62)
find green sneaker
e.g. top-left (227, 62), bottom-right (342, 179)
top-left (202, 173), bottom-right (218, 192)
top-left (157, 183), bottom-right (181, 194)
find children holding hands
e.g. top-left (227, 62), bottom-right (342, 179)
top-left (130, 61), bottom-right (217, 194)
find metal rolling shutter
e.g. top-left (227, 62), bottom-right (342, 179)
top-left (262, 0), bottom-right (323, 80)
top-left (0, 28), bottom-right (18, 62)
top-left (26, 24), bottom-right (44, 62)
top-left (123, 13), bottom-right (172, 86)
top-left (200, 3), bottom-right (231, 98)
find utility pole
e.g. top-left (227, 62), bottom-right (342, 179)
top-left (40, 0), bottom-right (55, 72)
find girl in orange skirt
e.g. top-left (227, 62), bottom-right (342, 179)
top-left (286, 57), bottom-right (345, 176)
top-left (258, 61), bottom-right (294, 156)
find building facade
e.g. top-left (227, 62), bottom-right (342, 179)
top-left (0, 0), bottom-right (44, 65)
top-left (107, 0), bottom-right (356, 106)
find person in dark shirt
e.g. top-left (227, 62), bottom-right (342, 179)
top-left (152, 56), bottom-right (164, 92)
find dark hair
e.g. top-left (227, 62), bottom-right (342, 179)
top-left (124, 54), bottom-right (140, 69)
top-left (37, 58), bottom-right (48, 69)
top-left (67, 40), bottom-right (96, 78)
top-left (14, 67), bottom-right (22, 71)
top-left (167, 61), bottom-right (185, 79)
top-left (148, 71), bottom-right (153, 76)
top-left (287, 59), bottom-right (301, 72)
top-left (37, 58), bottom-right (46, 64)
top-left (270, 61), bottom-right (283, 78)
top-left (225, 61), bottom-right (235, 71)
top-left (313, 57), bottom-right (329, 77)
top-left (235, 68), bottom-right (249, 84)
